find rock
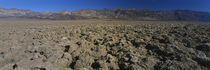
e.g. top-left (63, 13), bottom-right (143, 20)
top-left (205, 43), bottom-right (210, 46)
top-left (61, 37), bottom-right (68, 40)
top-left (13, 64), bottom-right (18, 70)
top-left (64, 45), bottom-right (70, 52)
top-left (192, 55), bottom-right (210, 68)
top-left (130, 56), bottom-right (139, 63)
top-left (196, 43), bottom-right (210, 57)
top-left (155, 59), bottom-right (201, 70)
top-left (129, 64), bottom-right (145, 70)
top-left (91, 61), bottom-right (102, 70)
top-left (63, 53), bottom-right (72, 60)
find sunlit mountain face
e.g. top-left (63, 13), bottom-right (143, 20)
top-left (0, 8), bottom-right (210, 21)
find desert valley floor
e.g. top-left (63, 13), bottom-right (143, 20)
top-left (0, 20), bottom-right (209, 70)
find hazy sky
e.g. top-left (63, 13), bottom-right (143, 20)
top-left (0, 0), bottom-right (209, 12)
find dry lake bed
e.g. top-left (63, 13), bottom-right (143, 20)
top-left (0, 20), bottom-right (210, 70)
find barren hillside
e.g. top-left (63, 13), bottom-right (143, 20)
top-left (1, 8), bottom-right (210, 21)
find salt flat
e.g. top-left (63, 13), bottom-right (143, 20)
top-left (0, 20), bottom-right (209, 70)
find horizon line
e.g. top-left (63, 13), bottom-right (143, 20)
top-left (0, 7), bottom-right (209, 13)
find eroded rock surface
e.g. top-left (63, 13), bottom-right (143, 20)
top-left (0, 21), bottom-right (209, 70)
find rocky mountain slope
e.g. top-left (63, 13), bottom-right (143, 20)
top-left (0, 8), bottom-right (210, 21)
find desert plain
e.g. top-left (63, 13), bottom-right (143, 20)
top-left (0, 20), bottom-right (209, 70)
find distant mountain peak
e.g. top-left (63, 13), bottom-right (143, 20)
top-left (0, 8), bottom-right (210, 21)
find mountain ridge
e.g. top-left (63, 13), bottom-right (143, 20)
top-left (0, 8), bottom-right (210, 21)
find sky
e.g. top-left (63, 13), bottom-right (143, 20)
top-left (0, 0), bottom-right (209, 12)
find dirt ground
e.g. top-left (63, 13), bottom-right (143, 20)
top-left (0, 20), bottom-right (209, 70)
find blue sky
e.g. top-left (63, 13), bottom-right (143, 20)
top-left (0, 0), bottom-right (209, 12)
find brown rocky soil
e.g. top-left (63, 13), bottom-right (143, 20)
top-left (0, 20), bottom-right (209, 70)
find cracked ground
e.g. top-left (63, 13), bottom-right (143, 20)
top-left (0, 20), bottom-right (210, 70)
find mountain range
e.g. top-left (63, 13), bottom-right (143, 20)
top-left (0, 8), bottom-right (210, 21)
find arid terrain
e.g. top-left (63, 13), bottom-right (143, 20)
top-left (0, 20), bottom-right (209, 70)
